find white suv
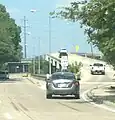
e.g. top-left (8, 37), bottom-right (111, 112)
top-left (90, 63), bottom-right (105, 75)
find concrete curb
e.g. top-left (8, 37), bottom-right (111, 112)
top-left (86, 85), bottom-right (115, 107)
top-left (87, 86), bottom-right (104, 104)
top-left (103, 101), bottom-right (115, 109)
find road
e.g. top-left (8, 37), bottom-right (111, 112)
top-left (0, 74), bottom-right (114, 120)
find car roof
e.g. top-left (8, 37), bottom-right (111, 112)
top-left (52, 72), bottom-right (74, 76)
top-left (94, 63), bottom-right (103, 65)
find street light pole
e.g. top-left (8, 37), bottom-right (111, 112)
top-left (23, 16), bottom-right (27, 58)
top-left (38, 37), bottom-right (41, 74)
top-left (30, 9), bottom-right (41, 74)
top-left (49, 15), bottom-right (52, 75)
top-left (32, 45), bottom-right (36, 74)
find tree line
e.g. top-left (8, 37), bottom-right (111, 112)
top-left (0, 4), bottom-right (22, 68)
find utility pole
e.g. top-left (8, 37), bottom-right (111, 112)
top-left (49, 15), bottom-right (52, 75)
top-left (23, 16), bottom-right (28, 58)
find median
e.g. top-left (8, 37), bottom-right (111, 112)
top-left (87, 84), bottom-right (115, 108)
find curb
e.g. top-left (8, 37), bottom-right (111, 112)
top-left (87, 86), bottom-right (104, 104)
top-left (86, 84), bottom-right (115, 106)
top-left (103, 101), bottom-right (115, 109)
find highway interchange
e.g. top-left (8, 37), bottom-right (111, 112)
top-left (0, 70), bottom-right (114, 120)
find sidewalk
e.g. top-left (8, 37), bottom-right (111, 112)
top-left (88, 84), bottom-right (115, 108)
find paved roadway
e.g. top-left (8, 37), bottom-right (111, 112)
top-left (0, 73), bottom-right (114, 120)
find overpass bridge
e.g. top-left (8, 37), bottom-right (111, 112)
top-left (7, 52), bottom-right (112, 74)
top-left (48, 52), bottom-right (105, 67)
top-left (72, 52), bottom-right (102, 59)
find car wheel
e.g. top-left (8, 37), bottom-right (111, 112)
top-left (46, 94), bottom-right (52, 99)
top-left (74, 94), bottom-right (80, 99)
top-left (102, 72), bottom-right (105, 75)
top-left (91, 72), bottom-right (94, 75)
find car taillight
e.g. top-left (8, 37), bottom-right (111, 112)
top-left (74, 81), bottom-right (79, 86)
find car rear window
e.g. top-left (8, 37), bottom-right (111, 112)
top-left (93, 63), bottom-right (103, 66)
top-left (51, 74), bottom-right (75, 80)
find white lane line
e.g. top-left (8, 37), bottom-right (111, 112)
top-left (82, 89), bottom-right (115, 113)
top-left (4, 113), bottom-right (13, 119)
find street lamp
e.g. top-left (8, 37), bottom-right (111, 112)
top-left (48, 12), bottom-right (56, 74)
top-left (32, 45), bottom-right (36, 74)
top-left (30, 9), bottom-right (37, 13)
top-left (30, 10), bottom-right (41, 74)
top-left (38, 37), bottom-right (41, 74)
top-left (49, 15), bottom-right (52, 75)
top-left (23, 16), bottom-right (27, 58)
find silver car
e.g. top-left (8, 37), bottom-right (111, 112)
top-left (46, 72), bottom-right (80, 99)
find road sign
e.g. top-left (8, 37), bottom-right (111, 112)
top-left (76, 45), bottom-right (79, 52)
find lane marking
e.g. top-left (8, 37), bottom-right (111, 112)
top-left (82, 89), bottom-right (115, 113)
top-left (4, 113), bottom-right (13, 119)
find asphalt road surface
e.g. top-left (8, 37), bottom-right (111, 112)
top-left (0, 73), bottom-right (114, 120)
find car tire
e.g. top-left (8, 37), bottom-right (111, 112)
top-left (102, 72), bottom-right (105, 75)
top-left (46, 94), bottom-right (52, 99)
top-left (75, 94), bottom-right (80, 99)
top-left (91, 71), bottom-right (94, 75)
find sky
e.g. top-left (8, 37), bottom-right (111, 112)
top-left (1, 0), bottom-right (99, 58)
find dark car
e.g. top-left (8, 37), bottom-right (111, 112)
top-left (46, 72), bottom-right (80, 99)
top-left (0, 71), bottom-right (9, 80)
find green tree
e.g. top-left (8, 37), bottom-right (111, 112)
top-left (52, 0), bottom-right (115, 67)
top-left (68, 61), bottom-right (83, 73)
top-left (68, 62), bottom-right (83, 80)
top-left (0, 4), bottom-right (22, 66)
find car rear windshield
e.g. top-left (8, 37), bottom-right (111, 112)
top-left (51, 74), bottom-right (75, 80)
top-left (93, 63), bottom-right (103, 66)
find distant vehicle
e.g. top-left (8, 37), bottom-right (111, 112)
top-left (59, 48), bottom-right (68, 58)
top-left (90, 63), bottom-right (105, 75)
top-left (0, 71), bottom-right (9, 79)
top-left (59, 48), bottom-right (68, 70)
top-left (46, 72), bottom-right (80, 99)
